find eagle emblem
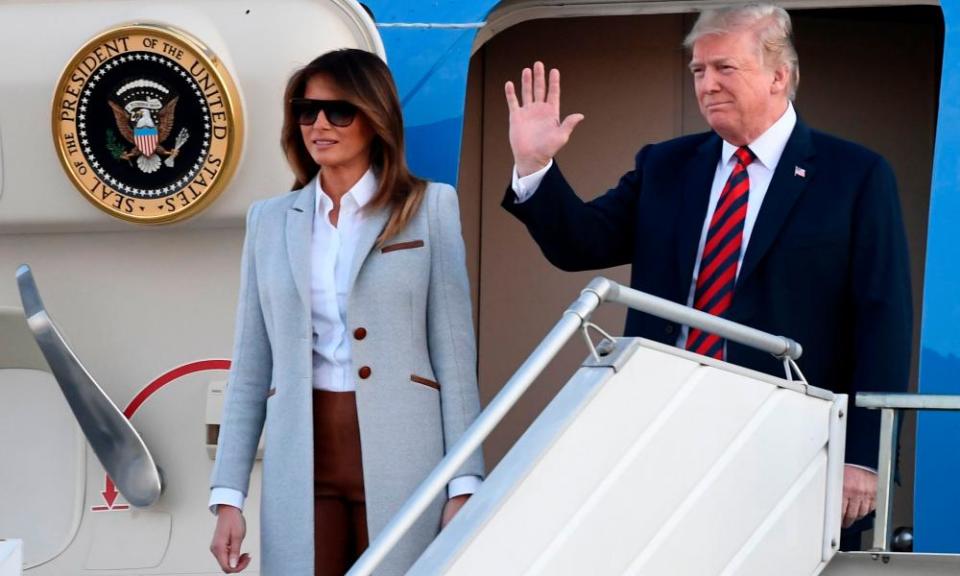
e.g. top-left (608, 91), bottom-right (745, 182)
top-left (54, 25), bottom-right (242, 224)
top-left (107, 79), bottom-right (189, 173)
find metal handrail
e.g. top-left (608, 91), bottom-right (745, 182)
top-left (601, 279), bottom-right (802, 360)
top-left (346, 276), bottom-right (804, 576)
top-left (856, 392), bottom-right (960, 553)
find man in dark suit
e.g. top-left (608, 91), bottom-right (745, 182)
top-left (502, 4), bottom-right (911, 548)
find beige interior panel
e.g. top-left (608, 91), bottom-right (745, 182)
top-left (0, 369), bottom-right (85, 568)
top-left (460, 6), bottom-right (941, 532)
top-left (471, 14), bottom-right (686, 473)
top-left (460, 56), bottom-right (485, 330)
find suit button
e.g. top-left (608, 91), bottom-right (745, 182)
top-left (354, 327), bottom-right (367, 340)
top-left (358, 366), bottom-right (372, 379)
top-left (665, 325), bottom-right (675, 335)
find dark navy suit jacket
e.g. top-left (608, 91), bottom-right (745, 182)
top-left (503, 119), bottom-right (912, 468)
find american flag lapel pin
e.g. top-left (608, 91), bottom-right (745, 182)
top-left (794, 166), bottom-right (807, 178)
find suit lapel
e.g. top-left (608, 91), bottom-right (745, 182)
top-left (286, 181), bottom-right (316, 316)
top-left (348, 202), bottom-right (392, 291)
top-left (737, 119), bottom-right (816, 286)
top-left (676, 135), bottom-right (723, 301)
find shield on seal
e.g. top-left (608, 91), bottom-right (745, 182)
top-left (134, 126), bottom-right (158, 156)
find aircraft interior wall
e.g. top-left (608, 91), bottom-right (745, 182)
top-left (459, 5), bottom-right (943, 537)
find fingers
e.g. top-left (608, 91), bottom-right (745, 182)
top-left (855, 493), bottom-right (874, 523)
top-left (521, 66), bottom-right (533, 106)
top-left (235, 553), bottom-right (252, 572)
top-left (840, 492), bottom-right (876, 528)
top-left (211, 509), bottom-right (247, 573)
top-left (841, 495), bottom-right (855, 528)
top-left (546, 67), bottom-right (561, 108)
top-left (504, 81), bottom-right (520, 112)
top-left (516, 62), bottom-right (560, 107)
top-left (533, 61), bottom-right (546, 103)
top-left (841, 465), bottom-right (878, 529)
top-left (560, 113), bottom-right (585, 134)
top-left (211, 536), bottom-right (229, 572)
top-left (210, 523), bottom-right (231, 572)
top-left (227, 520), bottom-right (245, 571)
top-left (842, 494), bottom-right (873, 528)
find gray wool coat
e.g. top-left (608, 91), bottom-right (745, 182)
top-left (210, 179), bottom-right (485, 575)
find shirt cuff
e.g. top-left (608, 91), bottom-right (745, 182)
top-left (209, 487), bottom-right (246, 515)
top-left (511, 160), bottom-right (553, 203)
top-left (845, 463), bottom-right (878, 475)
top-left (448, 475), bottom-right (482, 499)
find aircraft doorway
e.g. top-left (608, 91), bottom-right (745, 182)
top-left (458, 3), bottom-right (943, 537)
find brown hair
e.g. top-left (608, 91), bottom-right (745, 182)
top-left (281, 49), bottom-right (426, 244)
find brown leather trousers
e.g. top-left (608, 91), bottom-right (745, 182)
top-left (313, 390), bottom-right (368, 576)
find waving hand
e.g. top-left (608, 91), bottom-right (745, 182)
top-left (505, 61), bottom-right (584, 177)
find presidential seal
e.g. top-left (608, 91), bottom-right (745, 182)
top-left (53, 25), bottom-right (243, 224)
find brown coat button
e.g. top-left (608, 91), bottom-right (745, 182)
top-left (354, 327), bottom-right (367, 340)
top-left (358, 366), bottom-right (372, 379)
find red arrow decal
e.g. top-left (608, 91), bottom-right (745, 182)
top-left (102, 477), bottom-right (119, 508)
top-left (92, 359), bottom-right (231, 512)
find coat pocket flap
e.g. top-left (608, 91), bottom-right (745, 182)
top-left (381, 239), bottom-right (425, 254)
top-left (410, 374), bottom-right (440, 391)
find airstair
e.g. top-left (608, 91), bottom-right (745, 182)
top-left (4, 272), bottom-right (960, 575)
top-left (346, 278), bottom-right (960, 576)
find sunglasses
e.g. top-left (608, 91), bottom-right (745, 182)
top-left (290, 98), bottom-right (359, 127)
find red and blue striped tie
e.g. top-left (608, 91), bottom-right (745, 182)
top-left (686, 145), bottom-right (755, 360)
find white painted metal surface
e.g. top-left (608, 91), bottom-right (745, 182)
top-left (0, 369), bottom-right (85, 568)
top-left (821, 552), bottom-right (960, 575)
top-left (411, 339), bottom-right (846, 576)
top-left (0, 541), bottom-right (22, 576)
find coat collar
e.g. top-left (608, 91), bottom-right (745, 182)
top-left (737, 117), bottom-right (816, 286)
top-left (347, 200), bottom-right (391, 292)
top-left (676, 134), bottom-right (723, 301)
top-left (676, 117), bottom-right (816, 298)
top-left (286, 178), bottom-right (316, 315)
top-left (284, 173), bottom-right (393, 312)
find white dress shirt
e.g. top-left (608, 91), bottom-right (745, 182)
top-left (311, 168), bottom-right (377, 392)
top-left (677, 103), bottom-right (796, 349)
top-left (211, 169), bottom-right (479, 513)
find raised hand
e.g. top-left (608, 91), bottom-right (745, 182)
top-left (505, 61), bottom-right (584, 177)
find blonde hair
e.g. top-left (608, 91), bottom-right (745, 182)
top-left (684, 3), bottom-right (800, 99)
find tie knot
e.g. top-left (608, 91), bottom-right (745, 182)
top-left (735, 146), bottom-right (755, 167)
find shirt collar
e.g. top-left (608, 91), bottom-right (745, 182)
top-left (720, 101), bottom-right (797, 170)
top-left (313, 167), bottom-right (378, 215)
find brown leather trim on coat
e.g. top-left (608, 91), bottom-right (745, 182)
top-left (410, 374), bottom-right (440, 391)
top-left (381, 239), bottom-right (425, 253)
top-left (266, 387), bottom-right (277, 398)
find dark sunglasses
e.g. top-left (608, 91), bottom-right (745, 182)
top-left (290, 98), bottom-right (359, 127)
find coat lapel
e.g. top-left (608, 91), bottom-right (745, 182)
top-left (348, 203), bottom-right (392, 291)
top-left (676, 135), bottom-right (723, 301)
top-left (286, 181), bottom-right (316, 316)
top-left (737, 119), bottom-right (816, 286)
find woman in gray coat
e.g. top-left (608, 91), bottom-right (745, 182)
top-left (208, 49), bottom-right (484, 575)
